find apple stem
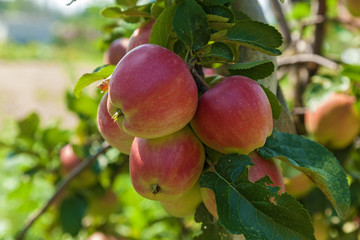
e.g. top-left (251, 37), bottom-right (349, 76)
top-left (112, 109), bottom-right (123, 122)
top-left (188, 64), bottom-right (210, 94)
top-left (151, 184), bottom-right (161, 194)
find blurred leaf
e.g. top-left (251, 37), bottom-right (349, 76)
top-left (261, 85), bottom-right (282, 120)
top-left (17, 113), bottom-right (40, 140)
top-left (203, 0), bottom-right (232, 6)
top-left (227, 60), bottom-right (275, 80)
top-left (100, 5), bottom-right (152, 18)
top-left (173, 0), bottom-right (210, 50)
top-left (258, 129), bottom-right (351, 218)
top-left (194, 204), bottom-right (231, 240)
top-left (116, 0), bottom-right (138, 8)
top-left (149, 5), bottom-right (176, 48)
top-left (227, 20), bottom-right (283, 56)
top-left (73, 65), bottom-right (115, 98)
top-left (342, 64), bottom-right (360, 82)
top-left (200, 154), bottom-right (315, 239)
top-left (66, 92), bottom-right (99, 119)
top-left (59, 195), bottom-right (87, 236)
top-left (42, 127), bottom-right (70, 151)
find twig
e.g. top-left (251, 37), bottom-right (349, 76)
top-left (66, 0), bottom-right (76, 6)
top-left (277, 53), bottom-right (339, 70)
top-left (16, 143), bottom-right (111, 240)
top-left (188, 64), bottom-right (211, 94)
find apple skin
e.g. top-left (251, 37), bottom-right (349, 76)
top-left (129, 126), bottom-right (205, 201)
top-left (103, 38), bottom-right (129, 65)
top-left (344, 0), bottom-right (360, 17)
top-left (108, 44), bottom-right (198, 139)
top-left (126, 19), bottom-right (155, 52)
top-left (97, 93), bottom-right (134, 154)
top-left (160, 182), bottom-right (202, 218)
top-left (305, 92), bottom-right (360, 149)
top-left (191, 76), bottom-right (273, 154)
top-left (201, 152), bottom-right (284, 219)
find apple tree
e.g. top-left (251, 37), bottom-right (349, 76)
top-left (8, 0), bottom-right (360, 239)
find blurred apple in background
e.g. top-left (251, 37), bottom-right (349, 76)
top-left (103, 38), bottom-right (129, 65)
top-left (126, 19), bottom-right (155, 52)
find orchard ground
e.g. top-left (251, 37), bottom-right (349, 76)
top-left (0, 60), bottom-right (95, 129)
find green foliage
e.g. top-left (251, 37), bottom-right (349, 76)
top-left (200, 154), bottom-right (315, 239)
top-left (59, 195), bottom-right (88, 235)
top-left (227, 60), bottom-right (275, 80)
top-left (261, 85), bottom-right (282, 120)
top-left (258, 129), bottom-right (351, 218)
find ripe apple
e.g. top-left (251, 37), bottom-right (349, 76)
top-left (103, 38), bottom-right (129, 65)
top-left (160, 182), bottom-right (202, 218)
top-left (305, 92), bottom-right (360, 149)
top-left (127, 19), bottom-right (155, 52)
top-left (201, 152), bottom-right (284, 219)
top-left (344, 0), bottom-right (360, 17)
top-left (88, 190), bottom-right (118, 216)
top-left (191, 76), bottom-right (273, 154)
top-left (97, 93), bottom-right (134, 154)
top-left (108, 44), bottom-right (198, 139)
top-left (129, 126), bottom-right (205, 201)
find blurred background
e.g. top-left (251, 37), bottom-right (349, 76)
top-left (0, 0), bottom-right (360, 239)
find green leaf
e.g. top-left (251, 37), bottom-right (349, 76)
top-left (149, 5), bottom-right (176, 48)
top-left (200, 154), bottom-right (315, 239)
top-left (227, 59), bottom-right (275, 80)
top-left (18, 113), bottom-right (40, 140)
top-left (207, 14), bottom-right (229, 23)
top-left (66, 91), bottom-right (99, 118)
top-left (73, 65), bottom-right (115, 98)
top-left (199, 42), bottom-right (233, 63)
top-left (100, 5), bottom-right (152, 18)
top-left (205, 5), bottom-right (235, 23)
top-left (258, 129), bottom-right (351, 218)
top-left (203, 0), bottom-right (232, 6)
top-left (60, 195), bottom-right (87, 236)
top-left (194, 204), bottom-right (231, 240)
top-left (173, 0), bottom-right (210, 50)
top-left (227, 20), bottom-right (283, 56)
top-left (342, 64), bottom-right (360, 82)
top-left (261, 85), bottom-right (282, 120)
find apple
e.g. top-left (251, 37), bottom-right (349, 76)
top-left (97, 93), bottom-right (134, 154)
top-left (160, 182), bottom-right (202, 218)
top-left (103, 38), bottom-right (129, 65)
top-left (129, 126), bottom-right (205, 201)
top-left (126, 19), bottom-right (155, 52)
top-left (191, 76), bottom-right (273, 154)
top-left (108, 44), bottom-right (198, 139)
top-left (201, 152), bottom-right (284, 219)
top-left (88, 190), bottom-right (118, 216)
top-left (344, 0), bottom-right (360, 17)
top-left (305, 92), bottom-right (360, 149)
top-left (284, 173), bottom-right (314, 198)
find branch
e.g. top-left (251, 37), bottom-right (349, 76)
top-left (269, 0), bottom-right (292, 48)
top-left (16, 143), bottom-right (111, 240)
top-left (277, 53), bottom-right (339, 70)
top-left (188, 64), bottom-right (210, 94)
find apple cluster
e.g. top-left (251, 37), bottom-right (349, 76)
top-left (96, 20), bottom-right (285, 218)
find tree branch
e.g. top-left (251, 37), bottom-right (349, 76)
top-left (269, 0), bottom-right (292, 48)
top-left (16, 143), bottom-right (111, 240)
top-left (277, 53), bottom-right (339, 70)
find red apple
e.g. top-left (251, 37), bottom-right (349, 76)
top-left (201, 152), bottom-right (284, 219)
top-left (60, 144), bottom-right (82, 174)
top-left (126, 19), bottom-right (155, 52)
top-left (97, 93), bottom-right (134, 154)
top-left (103, 38), bottom-right (129, 65)
top-left (129, 126), bottom-right (205, 201)
top-left (305, 92), bottom-right (360, 149)
top-left (191, 76), bottom-right (273, 154)
top-left (87, 232), bottom-right (122, 240)
top-left (160, 182), bottom-right (202, 218)
top-left (108, 44), bottom-right (198, 139)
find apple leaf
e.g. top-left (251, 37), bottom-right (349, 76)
top-left (194, 204), bottom-right (231, 240)
top-left (59, 195), bottom-right (87, 236)
top-left (200, 154), bottom-right (315, 239)
top-left (261, 85), bottom-right (282, 120)
top-left (227, 20), bottom-right (283, 56)
top-left (203, 0), bottom-right (232, 7)
top-left (207, 14), bottom-right (229, 23)
top-left (149, 5), bottom-right (176, 48)
top-left (73, 65), bottom-right (115, 98)
top-left (199, 42), bottom-right (233, 63)
top-left (342, 64), bottom-right (360, 82)
top-left (173, 0), bottom-right (210, 50)
top-left (258, 129), bottom-right (351, 219)
top-left (100, 5), bottom-right (152, 18)
top-left (227, 59), bottom-right (275, 80)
